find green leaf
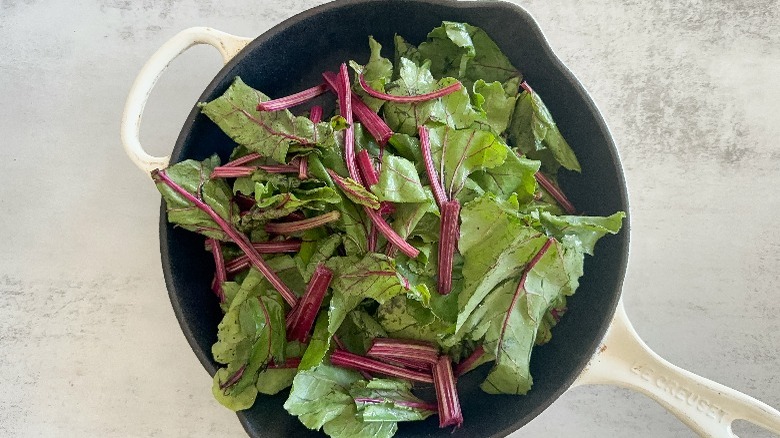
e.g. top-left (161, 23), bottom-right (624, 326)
top-left (473, 79), bottom-right (517, 135)
top-left (212, 365), bottom-right (259, 411)
top-left (256, 341), bottom-right (307, 395)
top-left (354, 123), bottom-right (382, 157)
top-left (241, 184), bottom-right (342, 227)
top-left (418, 22), bottom-right (521, 88)
top-left (427, 125), bottom-right (509, 199)
top-left (389, 195), bottom-right (435, 242)
top-left (350, 379), bottom-right (436, 422)
top-left (329, 171), bottom-right (382, 210)
top-left (393, 34), bottom-right (421, 79)
top-left (539, 211), bottom-right (625, 255)
top-left (325, 254), bottom-right (408, 336)
top-left (372, 154), bottom-right (429, 203)
top-left (308, 155), bottom-right (369, 255)
top-left (296, 233), bottom-right (343, 282)
top-left (155, 156), bottom-right (238, 241)
top-left (456, 195), bottom-right (547, 333)
top-left (199, 77), bottom-right (336, 163)
top-left (469, 149), bottom-right (539, 203)
top-left (211, 291), bottom-right (286, 410)
top-left (429, 84), bottom-right (486, 130)
top-left (323, 402), bottom-right (397, 438)
top-left (468, 236), bottom-right (585, 394)
top-left (508, 90), bottom-right (581, 172)
top-left (383, 59), bottom-right (446, 135)
top-left (298, 312), bottom-right (331, 371)
top-left (335, 310), bottom-right (388, 355)
top-left (284, 364), bottom-right (363, 430)
top-left (387, 133), bottom-right (423, 173)
top-left (351, 36), bottom-right (394, 112)
top-left (376, 295), bottom-right (451, 345)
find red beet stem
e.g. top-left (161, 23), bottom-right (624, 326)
top-left (418, 125), bottom-right (447, 209)
top-left (454, 346), bottom-right (485, 377)
top-left (437, 200), bottom-right (460, 295)
top-left (433, 356), bottom-right (463, 428)
top-left (309, 105), bottom-right (323, 124)
top-left (367, 338), bottom-right (439, 367)
top-left (257, 164), bottom-right (299, 174)
top-left (298, 156), bottom-right (309, 180)
top-left (337, 64), bottom-right (360, 184)
top-left (359, 73), bottom-right (462, 103)
top-left (322, 71), bottom-right (393, 145)
top-left (356, 149), bottom-right (379, 187)
top-left (365, 207), bottom-right (420, 258)
top-left (286, 264), bottom-right (333, 342)
top-left (256, 83), bottom-right (328, 112)
top-left (224, 153), bottom-right (262, 167)
top-left (535, 172), bottom-right (576, 214)
top-left (208, 238), bottom-right (227, 303)
top-left (210, 166), bottom-right (255, 179)
top-left (330, 350), bottom-right (433, 383)
top-left (264, 211), bottom-right (341, 235)
top-left (224, 240), bottom-right (303, 275)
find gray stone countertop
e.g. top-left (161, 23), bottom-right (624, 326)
top-left (0, 0), bottom-right (777, 436)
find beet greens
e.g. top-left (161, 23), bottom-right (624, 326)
top-left (152, 20), bottom-right (625, 438)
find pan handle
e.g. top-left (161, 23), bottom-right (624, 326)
top-left (574, 300), bottom-right (780, 437)
top-left (121, 27), bottom-right (253, 173)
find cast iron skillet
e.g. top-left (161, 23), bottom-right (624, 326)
top-left (121, 1), bottom-right (780, 437)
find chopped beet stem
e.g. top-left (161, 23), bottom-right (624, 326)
top-left (454, 346), bottom-right (485, 377)
top-left (330, 350), bottom-right (433, 383)
top-left (535, 172), bottom-right (576, 214)
top-left (152, 169), bottom-right (299, 307)
top-left (337, 64), bottom-right (360, 183)
top-left (520, 80), bottom-right (534, 94)
top-left (256, 83), bottom-right (328, 112)
top-left (224, 240), bottom-right (303, 274)
top-left (257, 164), bottom-right (299, 174)
top-left (372, 356), bottom-right (432, 371)
top-left (264, 211), bottom-right (340, 235)
top-left (224, 153), bottom-right (262, 167)
top-left (208, 238), bottom-right (227, 303)
top-left (365, 207), bottom-right (419, 258)
top-left (298, 156), bottom-right (309, 180)
top-left (331, 336), bottom-right (372, 379)
top-left (418, 126), bottom-right (447, 209)
top-left (322, 71), bottom-right (393, 145)
top-left (437, 200), bottom-right (461, 295)
top-left (286, 264), bottom-right (334, 342)
top-left (359, 73), bottom-right (462, 103)
top-left (433, 355), bottom-right (463, 429)
top-left (356, 149), bottom-right (379, 186)
top-left (210, 166), bottom-right (255, 179)
top-left (367, 338), bottom-right (439, 367)
top-left (367, 224), bottom-right (378, 253)
top-left (309, 105), bottom-right (323, 124)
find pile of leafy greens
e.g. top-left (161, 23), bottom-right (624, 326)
top-left (152, 21), bottom-right (624, 438)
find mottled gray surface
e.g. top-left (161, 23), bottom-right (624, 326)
top-left (0, 0), bottom-right (778, 437)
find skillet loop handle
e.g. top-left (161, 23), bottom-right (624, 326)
top-left (575, 301), bottom-right (780, 437)
top-left (121, 27), bottom-right (253, 174)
